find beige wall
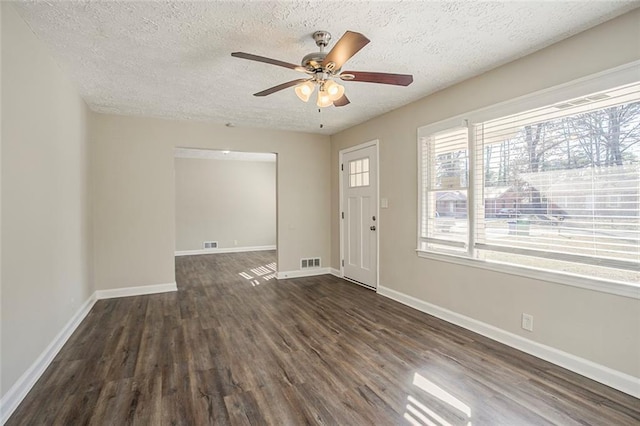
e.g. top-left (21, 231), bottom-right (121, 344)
top-left (0, 1), bottom-right (3, 400)
top-left (1, 0), bottom-right (637, 405)
top-left (90, 114), bottom-right (330, 289)
top-left (175, 157), bottom-right (276, 251)
top-left (330, 10), bottom-right (640, 377)
top-left (1, 3), bottom-right (93, 397)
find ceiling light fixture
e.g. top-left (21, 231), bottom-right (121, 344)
top-left (295, 78), bottom-right (345, 108)
top-left (232, 30), bottom-right (413, 109)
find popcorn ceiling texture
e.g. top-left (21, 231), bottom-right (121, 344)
top-left (12, 1), bottom-right (637, 135)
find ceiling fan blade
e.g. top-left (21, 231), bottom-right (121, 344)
top-left (333, 94), bottom-right (350, 107)
top-left (231, 52), bottom-right (307, 73)
top-left (322, 31), bottom-right (370, 71)
top-left (253, 79), bottom-right (310, 97)
top-left (341, 71), bottom-right (413, 86)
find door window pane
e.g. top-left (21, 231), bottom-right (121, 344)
top-left (348, 158), bottom-right (370, 188)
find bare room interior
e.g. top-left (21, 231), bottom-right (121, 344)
top-left (1, 1), bottom-right (639, 425)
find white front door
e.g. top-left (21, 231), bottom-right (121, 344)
top-left (341, 143), bottom-right (378, 289)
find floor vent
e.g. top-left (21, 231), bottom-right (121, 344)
top-left (301, 257), bottom-right (321, 269)
top-left (203, 241), bottom-right (218, 249)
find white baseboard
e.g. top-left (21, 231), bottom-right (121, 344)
top-left (0, 293), bottom-right (97, 424)
top-left (330, 268), bottom-right (342, 278)
top-left (277, 268), bottom-right (331, 279)
top-left (95, 282), bottom-right (177, 299)
top-left (377, 285), bottom-right (640, 398)
top-left (1, 281), bottom-right (180, 424)
top-left (175, 245), bottom-right (276, 257)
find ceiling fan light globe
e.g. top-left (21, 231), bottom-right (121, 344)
top-left (316, 90), bottom-right (333, 108)
top-left (325, 81), bottom-right (345, 101)
top-left (294, 81), bottom-right (314, 102)
top-left (324, 80), bottom-right (336, 95)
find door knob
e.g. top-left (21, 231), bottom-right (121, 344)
top-left (370, 225), bottom-right (376, 231)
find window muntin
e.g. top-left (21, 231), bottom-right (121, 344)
top-left (419, 81), bottom-right (640, 287)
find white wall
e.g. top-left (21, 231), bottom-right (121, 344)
top-left (175, 157), bottom-right (276, 251)
top-left (90, 113), bottom-right (330, 290)
top-left (331, 9), bottom-right (640, 379)
top-left (1, 3), bottom-right (93, 398)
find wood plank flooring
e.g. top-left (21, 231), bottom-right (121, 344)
top-left (7, 251), bottom-right (640, 425)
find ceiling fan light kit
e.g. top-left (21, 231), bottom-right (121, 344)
top-left (231, 30), bottom-right (413, 108)
top-left (295, 79), bottom-right (345, 106)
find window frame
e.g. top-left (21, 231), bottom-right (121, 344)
top-left (416, 61), bottom-right (640, 299)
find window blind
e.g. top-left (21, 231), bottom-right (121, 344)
top-left (474, 82), bottom-right (640, 277)
top-left (420, 127), bottom-right (469, 250)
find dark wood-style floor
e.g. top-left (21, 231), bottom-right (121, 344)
top-left (7, 251), bottom-right (639, 425)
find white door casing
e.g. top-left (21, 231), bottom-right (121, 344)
top-left (340, 142), bottom-right (378, 289)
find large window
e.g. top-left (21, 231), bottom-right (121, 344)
top-left (419, 78), bottom-right (640, 289)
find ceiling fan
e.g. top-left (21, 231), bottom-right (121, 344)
top-left (231, 30), bottom-right (413, 108)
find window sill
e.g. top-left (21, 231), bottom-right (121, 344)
top-left (415, 249), bottom-right (640, 300)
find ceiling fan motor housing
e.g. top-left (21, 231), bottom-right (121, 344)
top-left (301, 31), bottom-right (340, 73)
top-left (301, 51), bottom-right (327, 72)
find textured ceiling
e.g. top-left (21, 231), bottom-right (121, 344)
top-left (12, 1), bottom-right (638, 135)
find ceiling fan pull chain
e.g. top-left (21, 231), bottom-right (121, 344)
top-left (319, 108), bottom-right (324, 129)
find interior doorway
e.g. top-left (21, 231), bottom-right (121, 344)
top-left (174, 148), bottom-right (277, 258)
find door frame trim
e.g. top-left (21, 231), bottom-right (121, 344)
top-left (338, 139), bottom-right (380, 289)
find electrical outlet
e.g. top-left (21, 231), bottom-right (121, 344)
top-left (521, 313), bottom-right (534, 332)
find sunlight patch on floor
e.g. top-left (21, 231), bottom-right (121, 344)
top-left (404, 372), bottom-right (472, 426)
top-left (238, 262), bottom-right (278, 285)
